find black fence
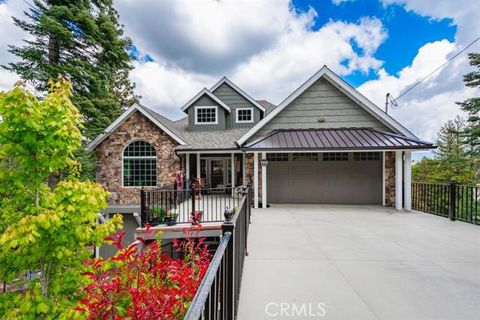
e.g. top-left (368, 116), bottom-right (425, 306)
top-left (412, 182), bottom-right (480, 224)
top-left (140, 182), bottom-right (246, 226)
top-left (184, 186), bottom-right (251, 320)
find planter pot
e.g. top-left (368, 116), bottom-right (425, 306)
top-left (147, 216), bottom-right (161, 226)
top-left (165, 216), bottom-right (177, 226)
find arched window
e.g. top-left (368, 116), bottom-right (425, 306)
top-left (123, 141), bottom-right (157, 187)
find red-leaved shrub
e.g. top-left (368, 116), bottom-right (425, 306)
top-left (75, 226), bottom-right (211, 319)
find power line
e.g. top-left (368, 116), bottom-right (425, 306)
top-left (395, 36), bottom-right (480, 101)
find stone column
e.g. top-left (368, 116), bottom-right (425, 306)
top-left (384, 151), bottom-right (396, 207)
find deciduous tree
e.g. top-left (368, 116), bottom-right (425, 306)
top-left (0, 80), bottom-right (122, 319)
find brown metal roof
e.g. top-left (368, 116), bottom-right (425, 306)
top-left (244, 128), bottom-right (434, 150)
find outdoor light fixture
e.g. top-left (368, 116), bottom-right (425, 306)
top-left (260, 158), bottom-right (269, 167)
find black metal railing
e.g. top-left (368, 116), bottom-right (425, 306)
top-left (412, 182), bottom-right (480, 224)
top-left (140, 182), bottom-right (245, 226)
top-left (184, 186), bottom-right (251, 320)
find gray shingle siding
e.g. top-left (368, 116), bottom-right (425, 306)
top-left (253, 78), bottom-right (391, 138)
top-left (212, 83), bottom-right (262, 129)
top-left (187, 95), bottom-right (227, 131)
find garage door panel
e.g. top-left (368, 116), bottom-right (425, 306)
top-left (267, 162), bottom-right (290, 203)
top-left (268, 153), bottom-right (382, 205)
top-left (290, 162), bottom-right (319, 203)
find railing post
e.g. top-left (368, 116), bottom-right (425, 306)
top-left (173, 181), bottom-right (178, 209)
top-left (140, 187), bottom-right (146, 227)
top-left (223, 211), bottom-right (235, 320)
top-left (449, 181), bottom-right (457, 221)
top-left (191, 181), bottom-right (196, 215)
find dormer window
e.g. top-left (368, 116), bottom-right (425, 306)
top-left (195, 106), bottom-right (218, 125)
top-left (236, 108), bottom-right (253, 123)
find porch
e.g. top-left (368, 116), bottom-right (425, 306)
top-left (238, 204), bottom-right (480, 319)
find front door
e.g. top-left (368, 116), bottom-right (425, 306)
top-left (209, 159), bottom-right (225, 187)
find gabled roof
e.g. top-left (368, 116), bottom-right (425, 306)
top-left (256, 100), bottom-right (277, 115)
top-left (244, 128), bottom-right (434, 151)
top-left (180, 88), bottom-right (231, 113)
top-left (236, 65), bottom-right (417, 146)
top-left (86, 103), bottom-right (186, 152)
top-left (210, 77), bottom-right (266, 112)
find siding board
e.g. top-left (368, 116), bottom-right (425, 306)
top-left (253, 78), bottom-right (391, 139)
top-left (187, 95), bottom-right (227, 131)
top-left (212, 83), bottom-right (261, 129)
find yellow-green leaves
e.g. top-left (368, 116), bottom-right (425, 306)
top-left (0, 79), bottom-right (83, 226)
top-left (0, 80), bottom-right (122, 319)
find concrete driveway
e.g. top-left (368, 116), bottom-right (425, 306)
top-left (237, 205), bottom-right (480, 320)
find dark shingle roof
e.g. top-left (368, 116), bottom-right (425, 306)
top-left (256, 100), bottom-right (277, 115)
top-left (143, 107), bottom-right (248, 150)
top-left (141, 106), bottom-right (187, 142)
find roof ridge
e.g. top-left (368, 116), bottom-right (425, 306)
top-left (139, 105), bottom-right (187, 141)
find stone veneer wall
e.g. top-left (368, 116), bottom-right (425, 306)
top-left (384, 151), bottom-right (396, 207)
top-left (244, 152), bottom-right (263, 199)
top-left (95, 111), bottom-right (182, 205)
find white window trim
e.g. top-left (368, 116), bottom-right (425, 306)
top-left (121, 141), bottom-right (158, 188)
top-left (194, 106), bottom-right (218, 125)
top-left (236, 107), bottom-right (254, 124)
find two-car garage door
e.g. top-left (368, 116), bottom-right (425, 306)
top-left (267, 152), bottom-right (382, 204)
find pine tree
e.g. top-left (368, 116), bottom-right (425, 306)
top-left (412, 117), bottom-right (477, 185)
top-left (3, 0), bottom-right (138, 140)
top-left (457, 53), bottom-right (480, 156)
top-left (433, 116), bottom-right (476, 184)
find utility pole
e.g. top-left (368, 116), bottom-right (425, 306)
top-left (385, 93), bottom-right (397, 114)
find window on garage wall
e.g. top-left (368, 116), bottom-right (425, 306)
top-left (354, 152), bottom-right (380, 161)
top-left (293, 153), bottom-right (318, 161)
top-left (322, 152), bottom-right (348, 161)
top-left (267, 153), bottom-right (289, 161)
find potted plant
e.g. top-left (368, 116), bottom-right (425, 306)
top-left (191, 210), bottom-right (203, 225)
top-left (165, 211), bottom-right (178, 226)
top-left (149, 205), bottom-right (166, 226)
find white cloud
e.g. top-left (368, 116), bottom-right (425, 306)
top-left (381, 0), bottom-right (480, 43)
top-left (232, 17), bottom-right (386, 103)
top-left (358, 40), bottom-right (475, 142)
top-left (130, 61), bottom-right (215, 119)
top-left (357, 0), bottom-right (480, 144)
top-left (0, 1), bottom-right (28, 91)
top-left (116, 0), bottom-right (302, 74)
top-left (332, 0), bottom-right (356, 5)
top-left (117, 1), bottom-right (388, 115)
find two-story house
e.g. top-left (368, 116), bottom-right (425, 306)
top-left (87, 66), bottom-right (433, 229)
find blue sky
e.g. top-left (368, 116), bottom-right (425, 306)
top-left (292, 0), bottom-right (457, 86)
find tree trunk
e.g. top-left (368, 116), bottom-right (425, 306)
top-left (48, 33), bottom-right (60, 64)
